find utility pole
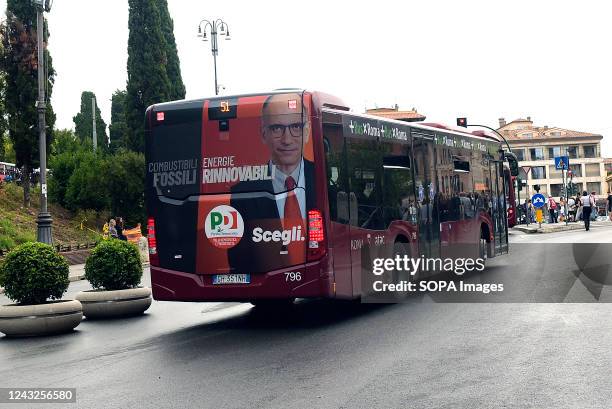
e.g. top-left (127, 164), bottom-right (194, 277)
top-left (92, 96), bottom-right (97, 151)
top-left (34, 0), bottom-right (52, 244)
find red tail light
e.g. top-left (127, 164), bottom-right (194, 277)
top-left (147, 217), bottom-right (159, 266)
top-left (307, 209), bottom-right (326, 260)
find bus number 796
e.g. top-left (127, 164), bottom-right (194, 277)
top-left (285, 272), bottom-right (302, 282)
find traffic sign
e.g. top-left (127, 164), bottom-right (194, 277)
top-left (555, 156), bottom-right (570, 170)
top-left (531, 193), bottom-right (546, 209)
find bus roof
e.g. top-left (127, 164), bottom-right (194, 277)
top-left (147, 90), bottom-right (502, 146)
top-left (324, 108), bottom-right (504, 147)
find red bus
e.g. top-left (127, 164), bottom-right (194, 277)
top-left (145, 90), bottom-right (509, 302)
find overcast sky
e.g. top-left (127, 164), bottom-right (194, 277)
top-left (2, 0), bottom-right (611, 156)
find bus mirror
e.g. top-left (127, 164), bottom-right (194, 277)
top-left (504, 152), bottom-right (519, 177)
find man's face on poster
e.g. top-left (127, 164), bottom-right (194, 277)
top-left (261, 94), bottom-right (310, 174)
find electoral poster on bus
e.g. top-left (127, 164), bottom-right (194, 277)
top-left (194, 92), bottom-right (315, 275)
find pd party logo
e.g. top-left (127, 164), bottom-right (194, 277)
top-left (205, 205), bottom-right (244, 249)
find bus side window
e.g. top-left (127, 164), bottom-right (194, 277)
top-left (347, 137), bottom-right (384, 230)
top-left (381, 148), bottom-right (414, 226)
top-left (322, 125), bottom-right (350, 225)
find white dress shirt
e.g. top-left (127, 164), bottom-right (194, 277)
top-left (271, 159), bottom-right (306, 219)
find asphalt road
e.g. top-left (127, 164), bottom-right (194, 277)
top-left (2, 226), bottom-right (612, 408)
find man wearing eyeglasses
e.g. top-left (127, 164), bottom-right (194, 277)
top-left (260, 93), bottom-right (315, 221)
top-left (228, 93), bottom-right (315, 271)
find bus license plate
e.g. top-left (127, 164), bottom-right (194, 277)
top-left (212, 274), bottom-right (251, 285)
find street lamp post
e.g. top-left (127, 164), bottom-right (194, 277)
top-left (197, 19), bottom-right (231, 95)
top-left (33, 0), bottom-right (53, 244)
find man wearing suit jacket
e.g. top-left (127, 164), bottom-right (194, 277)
top-left (228, 93), bottom-right (316, 273)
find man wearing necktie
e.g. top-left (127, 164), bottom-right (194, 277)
top-left (228, 93), bottom-right (316, 272)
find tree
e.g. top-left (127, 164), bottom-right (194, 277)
top-left (107, 149), bottom-right (145, 225)
top-left (50, 128), bottom-right (80, 158)
top-left (64, 151), bottom-right (110, 212)
top-left (125, 0), bottom-right (184, 153)
top-left (73, 91), bottom-right (107, 149)
top-left (109, 89), bottom-right (127, 152)
top-left (48, 150), bottom-right (78, 208)
top-left (1, 1), bottom-right (56, 207)
top-left (2, 138), bottom-right (16, 163)
top-left (0, 45), bottom-right (7, 161)
top-left (158, 0), bottom-right (185, 100)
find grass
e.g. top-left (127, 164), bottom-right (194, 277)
top-left (0, 182), bottom-right (101, 252)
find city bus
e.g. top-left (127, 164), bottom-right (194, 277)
top-left (145, 90), bottom-right (510, 302)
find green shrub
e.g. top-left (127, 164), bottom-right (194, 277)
top-left (85, 239), bottom-right (142, 290)
top-left (0, 242), bottom-right (70, 305)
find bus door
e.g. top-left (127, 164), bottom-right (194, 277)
top-left (345, 126), bottom-right (386, 297)
top-left (489, 160), bottom-right (509, 254)
top-left (412, 134), bottom-right (440, 261)
top-left (323, 112), bottom-right (353, 299)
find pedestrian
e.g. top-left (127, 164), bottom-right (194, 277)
top-left (567, 196), bottom-right (576, 222)
top-left (589, 192), bottom-right (598, 221)
top-left (109, 218), bottom-right (118, 239)
top-left (608, 191), bottom-right (612, 221)
top-left (116, 217), bottom-right (128, 241)
top-left (559, 196), bottom-right (566, 223)
top-left (547, 195), bottom-right (558, 223)
top-left (526, 199), bottom-right (535, 223)
top-left (580, 191), bottom-right (595, 231)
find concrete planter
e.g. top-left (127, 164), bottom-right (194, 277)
top-left (0, 300), bottom-right (83, 337)
top-left (75, 287), bottom-right (152, 319)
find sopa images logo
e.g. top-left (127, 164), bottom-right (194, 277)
top-left (204, 205), bottom-right (244, 249)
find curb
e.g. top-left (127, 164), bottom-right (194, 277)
top-left (513, 222), bottom-right (609, 234)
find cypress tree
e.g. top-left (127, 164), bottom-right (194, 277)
top-left (1, 0), bottom-right (56, 207)
top-left (0, 42), bottom-right (6, 161)
top-left (73, 91), bottom-right (107, 149)
top-left (109, 89), bottom-right (127, 152)
top-left (125, 0), bottom-right (172, 153)
top-left (158, 0), bottom-right (185, 100)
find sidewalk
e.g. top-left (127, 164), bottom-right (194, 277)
top-left (513, 219), bottom-right (611, 234)
top-left (0, 262), bottom-right (150, 295)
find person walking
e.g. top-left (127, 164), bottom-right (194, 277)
top-left (567, 196), bottom-right (576, 222)
top-left (547, 195), bottom-right (558, 223)
top-left (608, 191), bottom-right (612, 221)
top-left (590, 191), bottom-right (598, 222)
top-left (116, 217), bottom-right (128, 241)
top-left (559, 196), bottom-right (566, 223)
top-left (109, 219), bottom-right (118, 239)
top-left (526, 199), bottom-right (535, 223)
top-left (580, 191), bottom-right (595, 231)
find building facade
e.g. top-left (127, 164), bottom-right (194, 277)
top-left (366, 105), bottom-right (426, 122)
top-left (498, 117), bottom-right (610, 199)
